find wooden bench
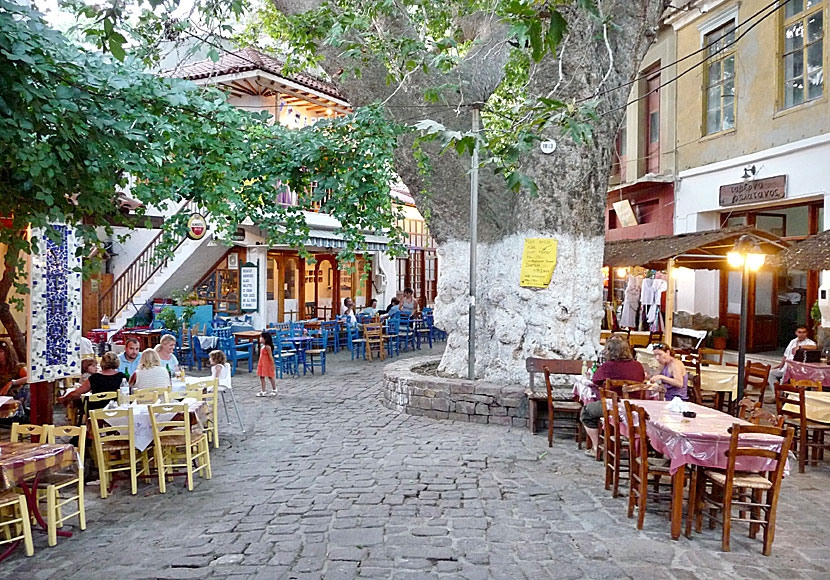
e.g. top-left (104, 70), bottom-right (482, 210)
top-left (525, 357), bottom-right (587, 447)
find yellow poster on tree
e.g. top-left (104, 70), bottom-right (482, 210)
top-left (520, 238), bottom-right (558, 288)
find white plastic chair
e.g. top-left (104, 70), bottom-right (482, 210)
top-left (218, 363), bottom-right (245, 434)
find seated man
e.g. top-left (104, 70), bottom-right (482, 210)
top-left (771, 325), bottom-right (816, 383)
top-left (381, 298), bottom-right (401, 319)
top-left (362, 299), bottom-right (379, 317)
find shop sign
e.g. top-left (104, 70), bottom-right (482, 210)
top-left (519, 238), bottom-right (558, 288)
top-left (719, 175), bottom-right (787, 207)
top-left (186, 213), bottom-right (208, 240)
top-left (240, 262), bottom-right (259, 311)
top-left (231, 228), bottom-right (246, 242)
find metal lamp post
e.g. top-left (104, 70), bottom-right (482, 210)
top-left (727, 235), bottom-right (766, 405)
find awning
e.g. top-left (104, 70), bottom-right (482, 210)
top-left (770, 230), bottom-right (830, 270)
top-left (604, 226), bottom-right (788, 270)
top-left (305, 229), bottom-right (388, 252)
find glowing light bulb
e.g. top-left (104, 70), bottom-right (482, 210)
top-left (727, 252), bottom-right (744, 268)
top-left (746, 253), bottom-right (766, 271)
top-left (616, 268), bottom-right (628, 278)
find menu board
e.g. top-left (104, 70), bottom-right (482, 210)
top-left (240, 262), bottom-right (259, 311)
top-left (519, 238), bottom-right (558, 288)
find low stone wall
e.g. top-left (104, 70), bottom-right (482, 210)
top-left (382, 356), bottom-right (529, 427)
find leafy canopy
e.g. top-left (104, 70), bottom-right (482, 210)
top-left (0, 0), bottom-right (406, 303)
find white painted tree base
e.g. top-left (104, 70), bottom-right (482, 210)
top-left (434, 233), bottom-right (604, 386)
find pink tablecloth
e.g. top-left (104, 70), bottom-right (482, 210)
top-left (782, 360), bottom-right (830, 387)
top-left (618, 400), bottom-right (786, 475)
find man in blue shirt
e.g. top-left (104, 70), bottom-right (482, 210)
top-left (119, 338), bottom-right (141, 377)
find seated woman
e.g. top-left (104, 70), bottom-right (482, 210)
top-left (580, 335), bottom-right (645, 455)
top-left (154, 334), bottom-right (180, 375)
top-left (649, 344), bottom-right (688, 401)
top-left (59, 352), bottom-right (125, 411)
top-left (131, 348), bottom-right (172, 390)
top-left (0, 340), bottom-right (27, 397)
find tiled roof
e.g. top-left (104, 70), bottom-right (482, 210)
top-left (169, 47), bottom-right (345, 101)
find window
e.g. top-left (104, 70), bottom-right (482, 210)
top-left (644, 66), bottom-right (660, 174)
top-left (704, 21), bottom-right (736, 134)
top-left (782, 0), bottom-right (824, 109)
top-left (611, 116), bottom-right (627, 180)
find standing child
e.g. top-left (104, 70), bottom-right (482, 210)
top-left (209, 350), bottom-right (229, 385)
top-left (256, 332), bottom-right (278, 397)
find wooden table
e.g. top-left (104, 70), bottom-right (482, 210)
top-left (0, 396), bottom-right (20, 419)
top-left (123, 330), bottom-right (164, 351)
top-left (618, 400), bottom-right (785, 540)
top-left (783, 390), bottom-right (830, 424)
top-left (232, 330), bottom-right (261, 345)
top-left (782, 360), bottom-right (830, 388)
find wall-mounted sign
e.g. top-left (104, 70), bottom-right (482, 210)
top-left (240, 262), bottom-right (259, 312)
top-left (519, 238), bottom-right (558, 288)
top-left (186, 213), bottom-right (208, 240)
top-left (719, 175), bottom-right (787, 207)
top-left (540, 140), bottom-right (557, 154)
top-left (227, 253), bottom-right (239, 269)
top-left (231, 228), bottom-right (246, 242)
top-left (612, 199), bottom-right (639, 228)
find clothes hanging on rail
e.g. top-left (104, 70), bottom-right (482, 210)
top-left (620, 275), bottom-right (642, 328)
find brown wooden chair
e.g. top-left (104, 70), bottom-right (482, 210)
top-left (648, 331), bottom-right (663, 345)
top-left (699, 348), bottom-right (725, 366)
top-left (622, 383), bottom-right (666, 401)
top-left (694, 423), bottom-right (794, 555)
top-left (791, 379), bottom-right (823, 392)
top-left (525, 358), bottom-right (586, 444)
top-left (774, 383), bottom-right (830, 473)
top-left (541, 364), bottom-right (584, 448)
top-left (687, 373), bottom-right (704, 406)
top-left (737, 397), bottom-right (762, 420)
top-left (363, 323), bottom-right (385, 361)
top-left (747, 407), bottom-right (785, 428)
top-left (599, 388), bottom-right (627, 498)
top-left (623, 400), bottom-right (671, 529)
top-left (744, 362), bottom-right (771, 403)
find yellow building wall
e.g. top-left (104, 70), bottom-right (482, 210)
top-left (674, 0), bottom-right (830, 171)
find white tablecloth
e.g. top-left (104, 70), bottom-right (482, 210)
top-left (103, 399), bottom-right (203, 451)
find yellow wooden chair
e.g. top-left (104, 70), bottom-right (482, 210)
top-left (89, 408), bottom-right (149, 499)
top-left (129, 388), bottom-right (169, 404)
top-left (40, 425), bottom-right (87, 546)
top-left (82, 392), bottom-right (117, 424)
top-left (181, 378), bottom-right (220, 449)
top-left (148, 403), bottom-right (211, 493)
top-left (0, 492), bottom-right (34, 556)
top-left (10, 423), bottom-right (52, 444)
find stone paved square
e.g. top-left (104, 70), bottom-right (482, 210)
top-left (7, 344), bottom-right (830, 579)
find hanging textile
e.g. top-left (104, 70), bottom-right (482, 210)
top-left (646, 275), bottom-right (668, 332)
top-left (620, 275), bottom-right (641, 328)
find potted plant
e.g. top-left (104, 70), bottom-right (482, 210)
top-left (712, 325), bottom-right (728, 350)
top-left (157, 307), bottom-right (181, 332)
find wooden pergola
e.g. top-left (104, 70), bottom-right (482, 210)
top-left (604, 226), bottom-right (789, 345)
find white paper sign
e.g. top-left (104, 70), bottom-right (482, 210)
top-left (240, 263), bottom-right (258, 311)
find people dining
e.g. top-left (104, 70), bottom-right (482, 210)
top-left (771, 324), bottom-right (816, 383)
top-left (131, 348), bottom-right (172, 390)
top-left (649, 343), bottom-right (688, 400)
top-left (580, 335), bottom-right (645, 453)
top-left (119, 337), bottom-right (141, 377)
top-left (154, 334), bottom-right (180, 375)
top-left (342, 297), bottom-right (358, 328)
top-left (59, 352), bottom-right (126, 411)
top-left (400, 287), bottom-right (419, 315)
top-left (0, 340), bottom-right (27, 397)
top-left (362, 299), bottom-right (379, 317)
top-left (381, 297), bottom-right (401, 319)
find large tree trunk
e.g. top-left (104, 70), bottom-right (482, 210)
top-left (0, 246), bottom-right (27, 361)
top-left (271, 0), bottom-right (668, 384)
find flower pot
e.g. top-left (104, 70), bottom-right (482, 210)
top-left (713, 337), bottom-right (727, 350)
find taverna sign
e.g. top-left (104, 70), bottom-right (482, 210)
top-left (719, 175), bottom-right (787, 207)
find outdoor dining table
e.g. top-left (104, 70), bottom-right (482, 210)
top-left (782, 360), bottom-right (830, 388)
top-left (101, 398), bottom-right (208, 451)
top-left (783, 390), bottom-right (830, 424)
top-left (616, 400), bottom-right (787, 540)
top-left (0, 396), bottom-right (20, 419)
top-left (232, 330), bottom-right (261, 345)
top-left (0, 441), bottom-right (78, 559)
top-left (284, 336), bottom-right (313, 373)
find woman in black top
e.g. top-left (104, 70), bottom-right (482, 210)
top-left (59, 352), bottom-right (125, 412)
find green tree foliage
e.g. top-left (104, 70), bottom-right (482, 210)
top-left (0, 0), bottom-right (406, 356)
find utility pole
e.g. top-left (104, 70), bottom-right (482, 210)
top-left (468, 105), bottom-right (480, 381)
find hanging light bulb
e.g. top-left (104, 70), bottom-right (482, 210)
top-left (616, 268), bottom-right (628, 278)
top-left (746, 253), bottom-right (766, 271)
top-left (727, 252), bottom-right (745, 268)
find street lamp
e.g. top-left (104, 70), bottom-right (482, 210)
top-left (727, 235), bottom-right (766, 405)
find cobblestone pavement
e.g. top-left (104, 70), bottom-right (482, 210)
top-left (10, 344), bottom-right (830, 579)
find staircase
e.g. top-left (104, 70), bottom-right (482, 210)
top-left (98, 201), bottom-right (223, 329)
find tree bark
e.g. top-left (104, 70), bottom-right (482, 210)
top-left (0, 245), bottom-right (27, 361)
top-left (270, 0), bottom-right (668, 384)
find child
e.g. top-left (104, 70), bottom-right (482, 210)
top-left (209, 350), bottom-right (230, 386)
top-left (80, 358), bottom-right (99, 382)
top-left (256, 332), bottom-right (277, 397)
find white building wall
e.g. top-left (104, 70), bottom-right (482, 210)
top-left (675, 134), bottom-right (830, 319)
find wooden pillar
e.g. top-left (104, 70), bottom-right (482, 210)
top-left (29, 381), bottom-right (53, 425)
top-left (665, 258), bottom-right (675, 347)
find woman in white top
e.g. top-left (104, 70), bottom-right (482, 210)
top-left (130, 348), bottom-right (171, 390)
top-left (154, 334), bottom-right (180, 375)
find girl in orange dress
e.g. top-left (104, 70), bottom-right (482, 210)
top-left (256, 332), bottom-right (277, 397)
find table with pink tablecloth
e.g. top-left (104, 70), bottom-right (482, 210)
top-left (782, 360), bottom-right (830, 387)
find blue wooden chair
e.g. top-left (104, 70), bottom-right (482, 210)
top-left (215, 327), bottom-right (253, 376)
top-left (304, 330), bottom-right (327, 375)
top-left (422, 307), bottom-right (447, 341)
top-left (320, 320), bottom-right (340, 353)
top-left (416, 313), bottom-right (434, 349)
top-left (273, 331), bottom-right (299, 378)
top-left (345, 325), bottom-right (366, 360)
top-left (191, 331), bottom-right (213, 371)
top-left (383, 314), bottom-right (401, 358)
top-left (398, 313), bottom-right (418, 352)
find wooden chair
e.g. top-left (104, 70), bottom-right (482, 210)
top-left (89, 408), bottom-right (149, 498)
top-left (42, 425), bottom-right (87, 546)
top-left (129, 388), bottom-right (169, 404)
top-left (364, 323), bottom-right (386, 361)
top-left (791, 379), bottom-right (823, 392)
top-left (541, 362), bottom-right (585, 447)
top-left (182, 378), bottom-right (220, 449)
top-left (216, 362), bottom-right (245, 434)
top-left (744, 361), bottom-right (771, 403)
top-left (623, 400), bottom-right (671, 530)
top-left (622, 383), bottom-right (666, 401)
top-left (10, 423), bottom-right (52, 443)
top-left (694, 424), bottom-right (794, 555)
top-left (0, 492), bottom-right (34, 556)
top-left (747, 407), bottom-right (785, 428)
top-left (699, 348), bottom-right (725, 366)
top-left (599, 388), bottom-right (627, 498)
top-left (148, 403), bottom-right (211, 493)
top-left (525, 358), bottom-right (585, 445)
top-left (83, 392), bottom-right (117, 425)
top-left (687, 373), bottom-right (704, 406)
top-left (737, 397), bottom-right (761, 420)
top-left (774, 383), bottom-right (830, 473)
top-left (304, 330), bottom-right (328, 375)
